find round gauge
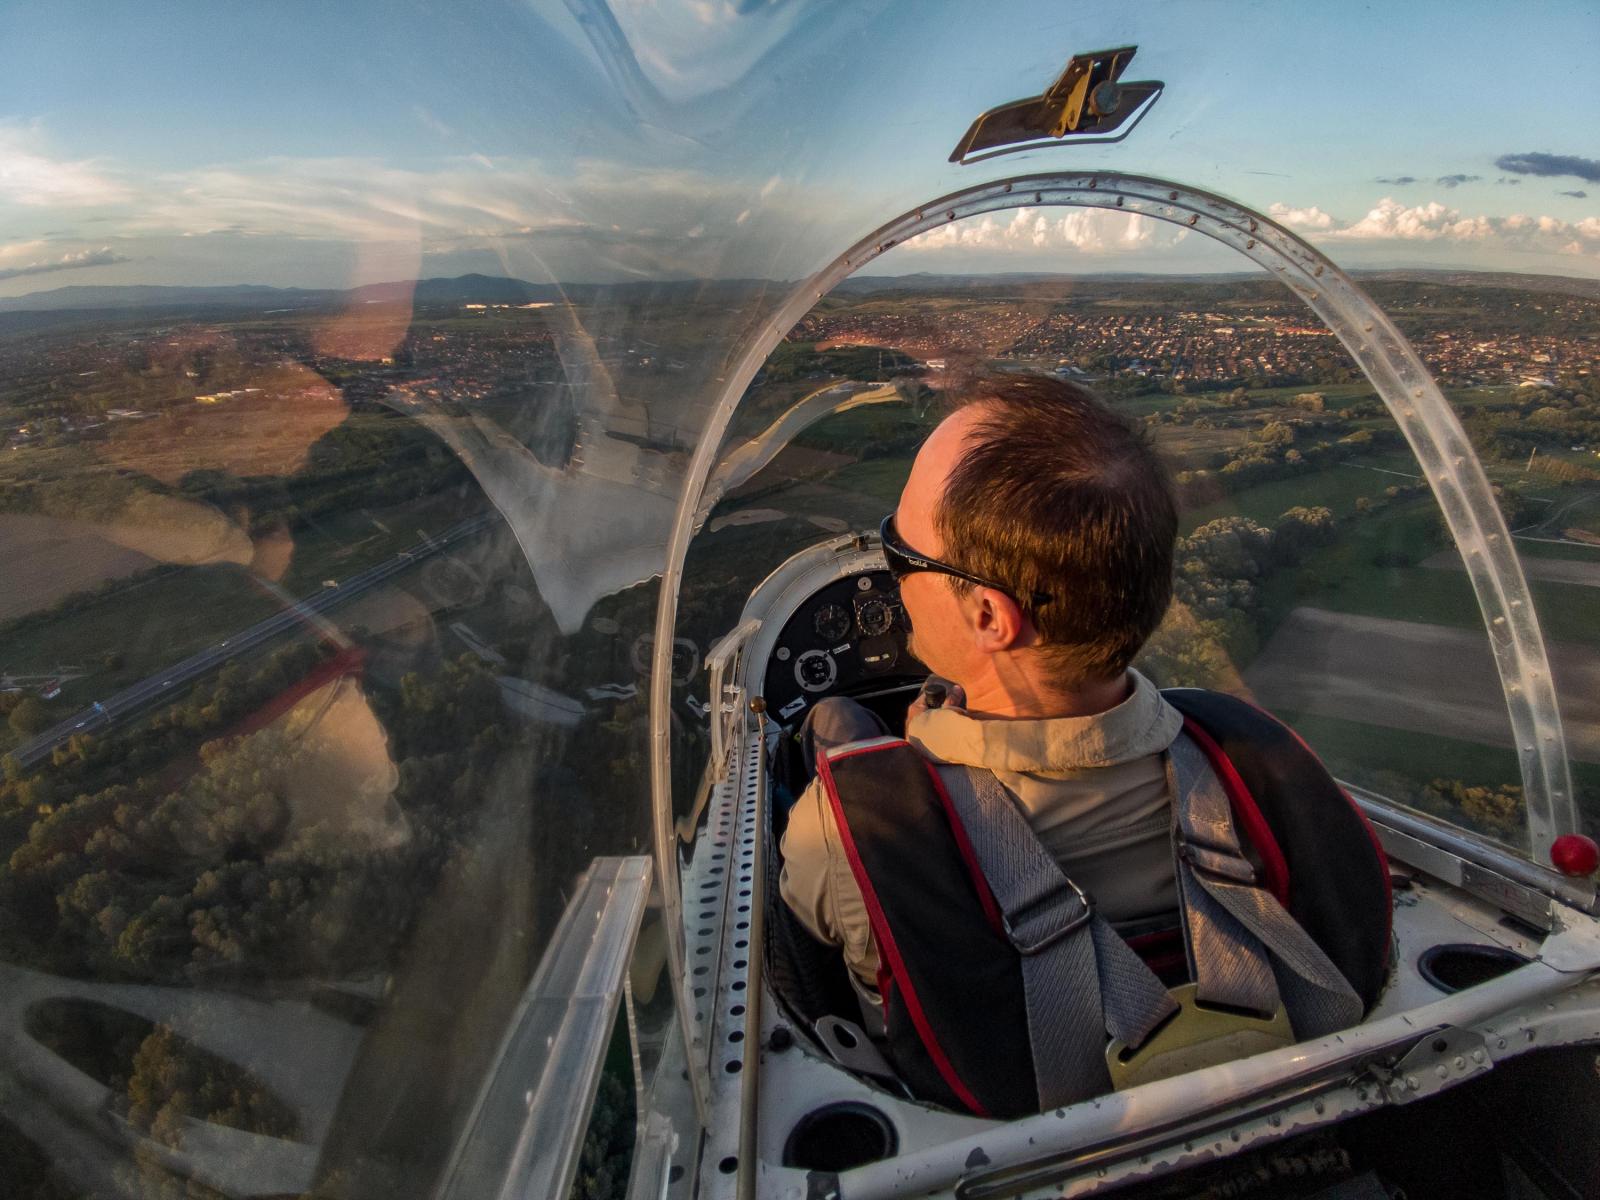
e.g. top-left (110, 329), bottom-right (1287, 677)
top-left (856, 598), bottom-right (893, 637)
top-left (794, 649), bottom-right (838, 693)
top-left (813, 603), bottom-right (852, 643)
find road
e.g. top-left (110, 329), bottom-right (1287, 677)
top-left (11, 512), bottom-right (496, 769)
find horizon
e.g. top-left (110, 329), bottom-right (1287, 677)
top-left (3, 262), bottom-right (1595, 312)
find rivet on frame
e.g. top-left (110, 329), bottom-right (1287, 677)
top-left (1246, 238), bottom-right (1256, 249)
top-left (1003, 182), bottom-right (1013, 193)
top-left (1249, 219), bottom-right (1258, 232)
top-left (1168, 190), bottom-right (1178, 201)
top-left (1187, 214), bottom-right (1198, 227)
top-left (946, 210), bottom-right (954, 221)
top-left (1089, 177), bottom-right (1098, 188)
top-left (1117, 196), bottom-right (1125, 207)
top-left (1035, 192), bottom-right (1043, 203)
top-left (1314, 265), bottom-right (1325, 277)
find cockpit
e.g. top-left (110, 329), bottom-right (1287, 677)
top-left (2, 4), bottom-right (1598, 1199)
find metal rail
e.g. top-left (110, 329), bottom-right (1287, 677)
top-left (435, 856), bottom-right (652, 1200)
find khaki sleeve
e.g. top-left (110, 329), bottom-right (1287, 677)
top-left (778, 776), bottom-right (882, 989)
top-left (778, 777), bottom-right (839, 946)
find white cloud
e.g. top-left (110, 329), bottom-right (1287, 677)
top-left (903, 207), bottom-right (1175, 255)
top-left (0, 124), bottom-right (128, 207)
top-left (1267, 195), bottom-right (1600, 258)
top-left (1267, 202), bottom-right (1334, 230)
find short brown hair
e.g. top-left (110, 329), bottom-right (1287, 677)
top-left (934, 373), bottom-right (1177, 689)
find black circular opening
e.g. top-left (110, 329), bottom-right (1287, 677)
top-left (718, 1156), bottom-right (738, 1175)
top-left (782, 1103), bottom-right (898, 1172)
top-left (730, 1003), bottom-right (745, 1016)
top-left (725, 1059), bottom-right (742, 1073)
top-left (1418, 942), bottom-right (1530, 994)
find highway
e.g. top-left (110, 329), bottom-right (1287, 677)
top-left (11, 512), bottom-right (496, 769)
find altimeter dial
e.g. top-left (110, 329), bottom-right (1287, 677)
top-left (813, 603), bottom-right (852, 643)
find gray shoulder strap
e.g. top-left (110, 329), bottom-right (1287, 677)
top-left (936, 765), bottom-right (1177, 1110)
top-left (1168, 732), bottom-right (1363, 1038)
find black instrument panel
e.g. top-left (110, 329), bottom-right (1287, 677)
top-left (761, 570), bottom-right (924, 724)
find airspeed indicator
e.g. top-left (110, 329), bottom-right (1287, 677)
top-left (813, 603), bottom-right (852, 643)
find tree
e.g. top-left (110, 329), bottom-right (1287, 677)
top-left (9, 697), bottom-right (52, 738)
top-left (1274, 506), bottom-right (1337, 564)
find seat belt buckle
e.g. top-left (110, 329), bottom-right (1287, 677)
top-left (1001, 877), bottom-right (1094, 955)
top-left (1177, 832), bottom-right (1258, 886)
top-left (1105, 982), bottom-right (1294, 1090)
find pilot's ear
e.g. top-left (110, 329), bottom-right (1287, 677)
top-left (972, 587), bottom-right (1027, 652)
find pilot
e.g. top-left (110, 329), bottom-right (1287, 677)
top-left (778, 372), bottom-right (1391, 1118)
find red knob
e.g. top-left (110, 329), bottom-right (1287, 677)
top-left (1550, 834), bottom-right (1599, 877)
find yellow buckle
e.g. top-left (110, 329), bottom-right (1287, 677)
top-left (1105, 983), bottom-right (1295, 1090)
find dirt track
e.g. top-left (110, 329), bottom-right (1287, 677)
top-left (1244, 607), bottom-right (1600, 764)
top-left (1422, 549), bottom-right (1600, 589)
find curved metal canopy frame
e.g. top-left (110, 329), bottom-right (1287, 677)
top-left (649, 171), bottom-right (1581, 1110)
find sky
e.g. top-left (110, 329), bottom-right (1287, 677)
top-left (0, 0), bottom-right (1597, 298)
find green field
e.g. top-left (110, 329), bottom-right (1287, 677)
top-left (1253, 496), bottom-right (1600, 650)
top-left (1270, 707), bottom-right (1600, 842)
top-left (1183, 452), bottom-right (1420, 532)
top-left (1516, 536), bottom-right (1600, 562)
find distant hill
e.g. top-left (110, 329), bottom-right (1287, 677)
top-left (2, 267), bottom-right (1595, 316)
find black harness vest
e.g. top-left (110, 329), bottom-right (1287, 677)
top-left (814, 688), bottom-right (1392, 1118)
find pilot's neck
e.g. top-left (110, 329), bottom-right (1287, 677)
top-left (959, 669), bottom-right (1132, 722)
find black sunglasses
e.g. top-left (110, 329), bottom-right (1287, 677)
top-left (878, 515), bottom-right (1052, 610)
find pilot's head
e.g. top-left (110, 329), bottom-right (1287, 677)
top-left (891, 373), bottom-right (1176, 704)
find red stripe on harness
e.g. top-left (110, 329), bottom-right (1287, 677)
top-left (925, 763), bottom-right (1007, 939)
top-left (1230, 697), bottom-right (1395, 958)
top-left (1181, 716), bottom-right (1291, 906)
top-left (817, 742), bottom-right (991, 1117)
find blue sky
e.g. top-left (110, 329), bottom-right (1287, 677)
top-left (1, 0), bottom-right (1596, 296)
